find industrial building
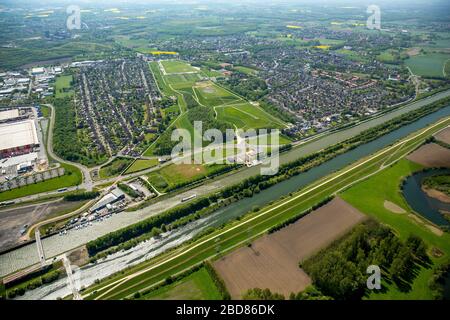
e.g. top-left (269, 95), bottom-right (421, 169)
top-left (0, 120), bottom-right (39, 159)
top-left (0, 109), bottom-right (20, 123)
top-left (89, 188), bottom-right (126, 213)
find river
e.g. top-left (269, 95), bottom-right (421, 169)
top-left (13, 104), bottom-right (450, 300)
top-left (402, 169), bottom-right (450, 228)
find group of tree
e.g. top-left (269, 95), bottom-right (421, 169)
top-left (242, 288), bottom-right (285, 300)
top-left (63, 191), bottom-right (99, 202)
top-left (302, 220), bottom-right (429, 300)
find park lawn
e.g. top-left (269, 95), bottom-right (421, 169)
top-left (0, 163), bottom-right (82, 202)
top-left (124, 159), bottom-right (159, 175)
top-left (193, 81), bottom-right (241, 107)
top-left (147, 163), bottom-right (226, 192)
top-left (161, 60), bottom-right (199, 74)
top-left (216, 103), bottom-right (286, 130)
top-left (54, 75), bottom-right (74, 98)
top-left (142, 267), bottom-right (222, 300)
top-left (99, 157), bottom-right (134, 179)
top-left (405, 53), bottom-right (450, 78)
top-left (234, 66), bottom-right (259, 75)
top-left (166, 73), bottom-right (201, 85)
top-left (201, 68), bottom-right (223, 78)
top-left (340, 158), bottom-right (450, 299)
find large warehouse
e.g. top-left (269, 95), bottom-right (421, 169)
top-left (0, 120), bottom-right (39, 159)
top-left (0, 109), bottom-right (20, 123)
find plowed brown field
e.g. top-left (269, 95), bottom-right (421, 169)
top-left (213, 197), bottom-right (366, 298)
top-left (407, 143), bottom-right (450, 168)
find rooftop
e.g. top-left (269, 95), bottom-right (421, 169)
top-left (0, 109), bottom-right (19, 122)
top-left (0, 120), bottom-right (39, 151)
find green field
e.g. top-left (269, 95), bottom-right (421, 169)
top-left (161, 60), bottom-right (199, 74)
top-left (377, 50), bottom-right (399, 63)
top-left (140, 267), bottom-right (222, 300)
top-left (124, 159), bottom-right (159, 175)
top-left (340, 159), bottom-right (450, 299)
top-left (216, 103), bottom-right (286, 130)
top-left (234, 66), bottom-right (259, 75)
top-left (0, 163), bottom-right (82, 202)
top-left (146, 163), bottom-right (226, 192)
top-left (99, 157), bottom-right (134, 179)
top-left (54, 75), bottom-right (74, 98)
top-left (405, 53), bottom-right (450, 78)
top-left (193, 81), bottom-right (241, 107)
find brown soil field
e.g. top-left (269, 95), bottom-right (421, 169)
top-left (434, 127), bottom-right (450, 145)
top-left (407, 143), bottom-right (450, 168)
top-left (0, 199), bottom-right (83, 251)
top-left (213, 197), bottom-right (366, 298)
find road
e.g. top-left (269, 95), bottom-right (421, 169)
top-left (46, 104), bottom-right (93, 191)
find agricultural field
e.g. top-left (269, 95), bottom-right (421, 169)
top-left (405, 53), bottom-right (450, 78)
top-left (139, 267), bottom-right (222, 300)
top-left (213, 197), bottom-right (366, 298)
top-left (406, 143), bottom-right (450, 168)
top-left (434, 127), bottom-right (450, 144)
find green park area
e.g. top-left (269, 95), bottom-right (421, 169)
top-left (54, 75), bottom-right (74, 98)
top-left (99, 157), bottom-right (134, 179)
top-left (146, 163), bottom-right (228, 192)
top-left (161, 60), bottom-right (199, 74)
top-left (144, 60), bottom-right (286, 157)
top-left (124, 159), bottom-right (159, 175)
top-left (0, 163), bottom-right (82, 202)
top-left (139, 267), bottom-right (222, 300)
